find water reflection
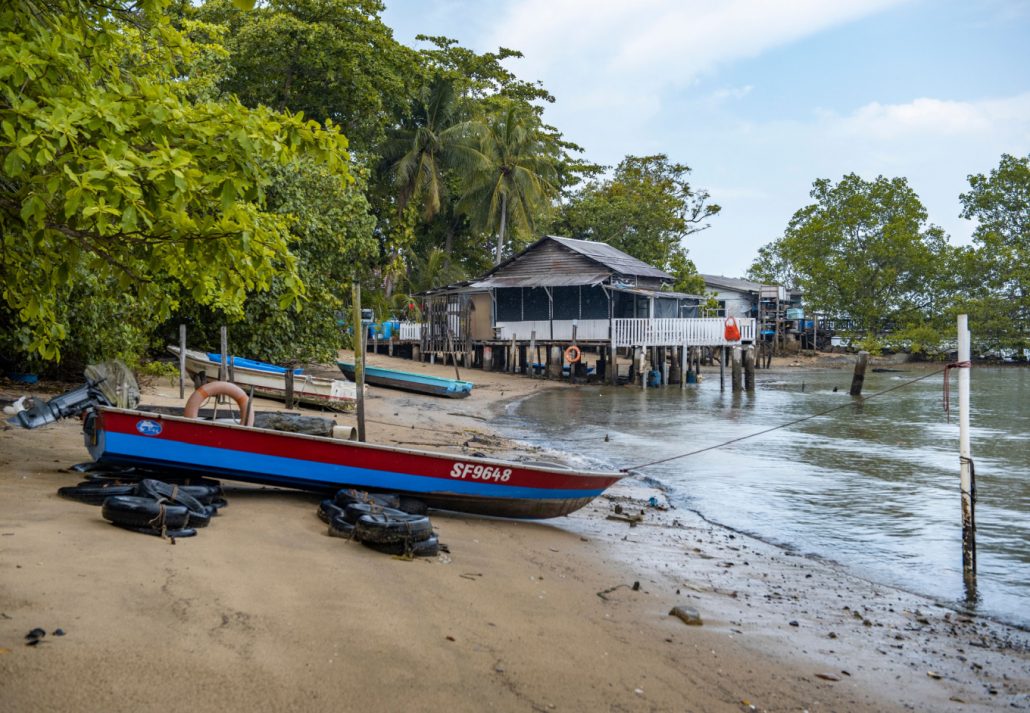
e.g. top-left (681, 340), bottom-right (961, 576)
top-left (500, 366), bottom-right (1030, 627)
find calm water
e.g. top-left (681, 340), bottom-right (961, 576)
top-left (497, 366), bottom-right (1030, 627)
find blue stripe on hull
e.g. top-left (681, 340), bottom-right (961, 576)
top-left (103, 432), bottom-right (603, 501)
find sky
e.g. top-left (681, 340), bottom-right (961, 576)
top-left (380, 0), bottom-right (1030, 278)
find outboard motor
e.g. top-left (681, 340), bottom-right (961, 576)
top-left (6, 360), bottom-right (140, 429)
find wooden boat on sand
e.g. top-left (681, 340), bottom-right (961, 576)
top-left (169, 346), bottom-right (357, 410)
top-left (84, 406), bottom-right (625, 519)
top-left (337, 361), bottom-right (473, 399)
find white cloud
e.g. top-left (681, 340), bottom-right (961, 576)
top-left (487, 0), bottom-right (909, 89)
top-left (829, 94), bottom-right (1030, 139)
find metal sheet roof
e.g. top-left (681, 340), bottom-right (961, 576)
top-left (471, 271), bottom-right (611, 288)
top-left (546, 236), bottom-right (673, 280)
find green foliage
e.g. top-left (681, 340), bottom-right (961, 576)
top-left (749, 174), bottom-right (953, 339)
top-left (168, 158), bottom-right (377, 364)
top-left (459, 101), bottom-right (561, 264)
top-left (201, 0), bottom-right (422, 151)
top-left (958, 153), bottom-right (1030, 349)
top-left (557, 155), bottom-right (718, 288)
top-left (0, 0), bottom-right (350, 363)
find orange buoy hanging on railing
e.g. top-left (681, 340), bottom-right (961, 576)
top-left (184, 381), bottom-right (255, 426)
top-left (724, 317), bottom-right (741, 342)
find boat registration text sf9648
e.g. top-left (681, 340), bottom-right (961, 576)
top-left (449, 462), bottom-right (512, 482)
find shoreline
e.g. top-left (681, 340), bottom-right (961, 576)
top-left (1, 354), bottom-right (1028, 712)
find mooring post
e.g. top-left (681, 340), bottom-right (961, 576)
top-left (720, 346), bottom-right (726, 390)
top-left (679, 343), bottom-right (688, 390)
top-left (217, 325), bottom-right (229, 414)
top-left (284, 365), bottom-right (295, 410)
top-left (850, 350), bottom-right (869, 396)
top-left (744, 346), bottom-right (755, 391)
top-left (529, 331), bottom-right (537, 378)
top-left (351, 283), bottom-right (366, 442)
top-left (731, 346), bottom-right (742, 392)
top-left (178, 323), bottom-right (187, 399)
top-left (958, 314), bottom-right (976, 596)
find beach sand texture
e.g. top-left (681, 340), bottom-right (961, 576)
top-left (1, 353), bottom-right (1027, 712)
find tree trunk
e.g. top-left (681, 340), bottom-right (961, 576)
top-left (495, 193), bottom-right (507, 264)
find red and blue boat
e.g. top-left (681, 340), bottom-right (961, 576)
top-left (83, 407), bottom-right (625, 519)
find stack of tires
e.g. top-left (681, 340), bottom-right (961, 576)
top-left (317, 489), bottom-right (439, 557)
top-left (59, 476), bottom-right (225, 539)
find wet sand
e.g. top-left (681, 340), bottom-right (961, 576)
top-left (1, 352), bottom-right (1027, 712)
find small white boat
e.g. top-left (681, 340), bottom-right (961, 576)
top-left (168, 347), bottom-right (358, 410)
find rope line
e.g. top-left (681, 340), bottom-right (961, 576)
top-left (622, 366), bottom-right (956, 472)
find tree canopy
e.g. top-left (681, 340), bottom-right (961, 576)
top-left (748, 174), bottom-right (953, 343)
top-left (556, 155), bottom-right (719, 293)
top-left (1, 0), bottom-right (351, 363)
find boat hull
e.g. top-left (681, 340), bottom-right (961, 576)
top-left (338, 362), bottom-right (472, 399)
top-left (84, 408), bottom-right (623, 519)
top-left (170, 347), bottom-right (357, 410)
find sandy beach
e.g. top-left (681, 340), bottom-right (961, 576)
top-left (1, 352), bottom-right (1027, 712)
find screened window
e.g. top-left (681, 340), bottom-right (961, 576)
top-left (655, 298), bottom-right (678, 318)
top-left (523, 288), bottom-right (550, 320)
top-left (496, 288), bottom-right (522, 321)
top-left (581, 286), bottom-right (609, 319)
top-left (552, 286), bottom-right (579, 320)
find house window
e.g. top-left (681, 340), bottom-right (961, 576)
top-left (655, 297), bottom-right (678, 318)
top-left (496, 288), bottom-right (522, 321)
top-left (523, 287), bottom-right (550, 320)
top-left (581, 285), bottom-right (609, 319)
top-left (552, 286), bottom-right (579, 320)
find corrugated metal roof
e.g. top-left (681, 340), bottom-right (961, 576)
top-left (471, 271), bottom-right (611, 288)
top-left (546, 236), bottom-right (673, 280)
top-left (699, 274), bottom-right (765, 292)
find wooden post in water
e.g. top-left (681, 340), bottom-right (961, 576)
top-left (178, 324), bottom-right (187, 399)
top-left (958, 314), bottom-right (976, 595)
top-left (720, 346), bottom-right (726, 390)
top-left (743, 346), bottom-right (755, 391)
top-left (351, 283), bottom-right (366, 442)
top-left (731, 346), bottom-right (742, 392)
top-left (850, 350), bottom-right (869, 396)
top-left (529, 331), bottom-right (537, 379)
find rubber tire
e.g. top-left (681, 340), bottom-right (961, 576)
top-left (58, 483), bottom-right (137, 506)
top-left (101, 496), bottom-right (190, 530)
top-left (135, 479), bottom-right (208, 515)
top-left (354, 513), bottom-right (433, 545)
top-left (397, 496), bottom-right (428, 516)
top-left (318, 499), bottom-right (345, 524)
top-left (327, 514), bottom-right (355, 538)
top-left (363, 535), bottom-right (440, 557)
top-left (342, 502), bottom-right (406, 525)
top-left (334, 489), bottom-right (400, 510)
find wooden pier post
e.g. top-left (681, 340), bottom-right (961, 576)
top-left (957, 314), bottom-right (976, 596)
top-left (720, 346), bottom-right (726, 390)
top-left (731, 346), bottom-right (742, 392)
top-left (178, 324), bottom-right (187, 399)
top-left (351, 283), bottom-right (366, 442)
top-left (529, 331), bottom-right (537, 378)
top-left (744, 346), bottom-right (755, 391)
top-left (850, 350), bottom-right (869, 396)
top-left (284, 366), bottom-right (295, 410)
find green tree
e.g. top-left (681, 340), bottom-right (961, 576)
top-left (557, 155), bottom-right (719, 293)
top-left (459, 102), bottom-right (560, 264)
top-left (958, 153), bottom-right (1030, 350)
top-left (169, 159), bottom-right (377, 364)
top-left (0, 0), bottom-right (351, 363)
top-left (751, 174), bottom-right (953, 340)
top-left (199, 0), bottom-right (421, 151)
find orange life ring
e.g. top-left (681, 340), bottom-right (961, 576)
top-left (724, 317), bottom-right (741, 342)
top-left (564, 345), bottom-right (582, 363)
top-left (184, 381), bottom-right (255, 426)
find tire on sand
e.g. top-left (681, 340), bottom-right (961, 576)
top-left (101, 496), bottom-right (190, 530)
top-left (353, 513), bottom-right (433, 545)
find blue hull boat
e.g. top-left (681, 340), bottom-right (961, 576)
top-left (337, 362), bottom-right (473, 399)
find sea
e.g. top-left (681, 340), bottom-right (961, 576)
top-left (495, 365), bottom-right (1030, 628)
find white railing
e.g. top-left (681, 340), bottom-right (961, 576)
top-left (613, 318), bottom-right (756, 347)
top-left (398, 321), bottom-right (422, 341)
top-left (494, 319), bottom-right (610, 341)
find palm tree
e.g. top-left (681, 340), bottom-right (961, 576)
top-left (380, 76), bottom-right (476, 222)
top-left (459, 102), bottom-right (559, 264)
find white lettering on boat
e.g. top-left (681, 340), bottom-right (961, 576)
top-left (449, 462), bottom-right (512, 482)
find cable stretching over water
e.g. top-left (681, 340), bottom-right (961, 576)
top-left (621, 366), bottom-right (954, 472)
